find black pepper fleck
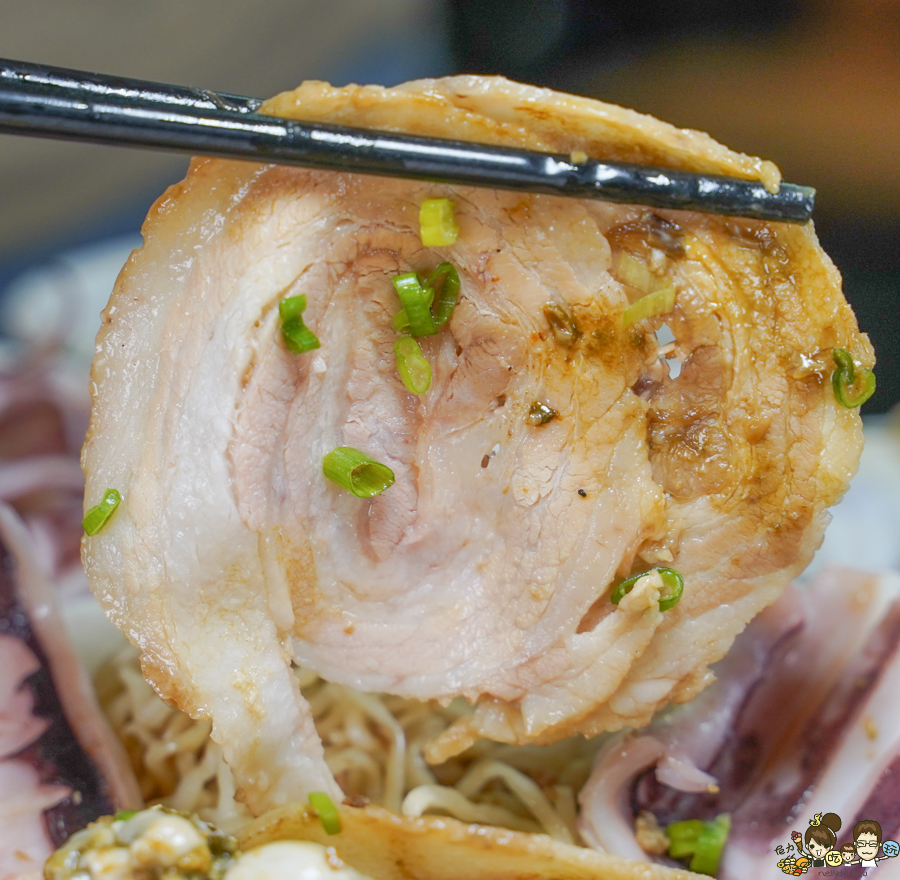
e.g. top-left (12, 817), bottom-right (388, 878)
top-left (578, 489), bottom-right (587, 497)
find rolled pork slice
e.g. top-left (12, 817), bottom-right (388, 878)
top-left (81, 75), bottom-right (871, 814)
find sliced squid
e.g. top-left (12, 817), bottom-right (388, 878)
top-left (577, 566), bottom-right (900, 877)
top-left (0, 502), bottom-right (140, 879)
top-left (81, 75), bottom-right (871, 814)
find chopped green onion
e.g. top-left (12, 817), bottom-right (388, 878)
top-left (611, 567), bottom-right (684, 612)
top-left (666, 819), bottom-right (703, 857)
top-left (667, 819), bottom-right (705, 840)
top-left (392, 273), bottom-right (437, 337)
top-left (279, 294), bottom-right (320, 353)
top-left (113, 810), bottom-right (137, 822)
top-left (392, 310), bottom-right (411, 333)
top-left (419, 198), bottom-right (459, 247)
top-left (657, 568), bottom-right (685, 612)
top-left (308, 792), bottom-right (342, 835)
top-left (667, 815), bottom-right (730, 876)
top-left (394, 264), bottom-right (460, 332)
top-left (615, 252), bottom-right (657, 293)
top-left (667, 839), bottom-right (697, 860)
top-left (621, 281), bottom-right (676, 328)
top-left (543, 302), bottom-right (579, 345)
top-left (425, 262), bottom-right (461, 327)
top-left (323, 447), bottom-right (395, 498)
top-left (832, 347), bottom-right (875, 408)
top-left (613, 252), bottom-right (677, 328)
top-left (610, 573), bottom-right (640, 605)
top-left (82, 489), bottom-right (121, 535)
top-left (691, 815), bottom-right (731, 876)
top-left (526, 401), bottom-right (558, 426)
top-left (393, 285), bottom-right (435, 333)
top-left (395, 337), bottom-right (432, 394)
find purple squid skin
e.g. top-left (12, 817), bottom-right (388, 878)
top-left (0, 538), bottom-right (116, 846)
top-left (631, 586), bottom-right (900, 867)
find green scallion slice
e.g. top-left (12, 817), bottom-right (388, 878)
top-left (393, 309), bottom-right (411, 333)
top-left (395, 337), bottom-right (432, 394)
top-left (113, 810), bottom-right (138, 822)
top-left (323, 447), bottom-right (395, 498)
top-left (656, 567), bottom-right (685, 611)
top-left (666, 815), bottom-right (730, 876)
top-left (392, 273), bottom-right (437, 337)
top-left (82, 489), bottom-right (122, 535)
top-left (615, 252), bottom-right (657, 293)
top-left (419, 198), bottom-right (459, 247)
top-left (667, 838), bottom-right (697, 860)
top-left (308, 792), bottom-right (342, 835)
top-left (611, 567), bottom-right (684, 612)
top-left (832, 347), bottom-right (875, 408)
top-left (666, 819), bottom-right (702, 859)
top-left (279, 294), bottom-right (320, 353)
top-left (425, 262), bottom-right (461, 327)
top-left (392, 284), bottom-right (435, 333)
top-left (622, 281), bottom-right (676, 328)
top-left (610, 573), bottom-right (640, 605)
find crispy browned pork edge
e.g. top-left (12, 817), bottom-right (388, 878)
top-left (238, 802), bottom-right (702, 880)
top-left (260, 75), bottom-right (781, 190)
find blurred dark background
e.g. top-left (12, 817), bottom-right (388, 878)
top-left (1, 0), bottom-right (897, 412)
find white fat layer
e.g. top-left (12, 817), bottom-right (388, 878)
top-left (225, 842), bottom-right (374, 880)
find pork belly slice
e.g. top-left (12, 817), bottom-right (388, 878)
top-left (81, 76), bottom-right (870, 814)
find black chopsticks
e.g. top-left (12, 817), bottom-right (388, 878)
top-left (0, 58), bottom-right (815, 223)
